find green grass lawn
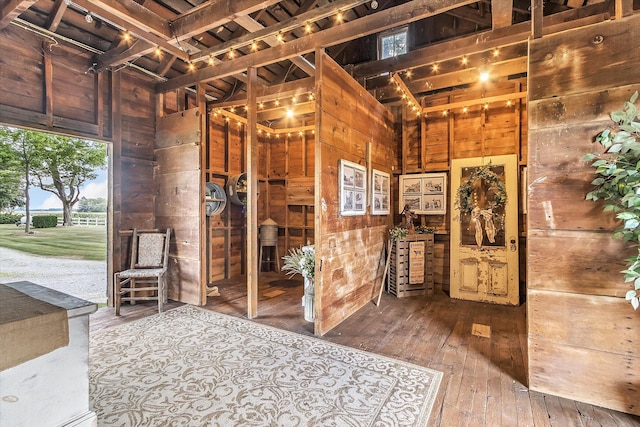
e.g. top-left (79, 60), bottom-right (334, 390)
top-left (0, 224), bottom-right (106, 261)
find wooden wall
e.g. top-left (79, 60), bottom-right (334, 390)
top-left (410, 81), bottom-right (528, 293)
top-left (204, 114), bottom-right (314, 285)
top-left (0, 24), bottom-right (158, 304)
top-left (527, 13), bottom-right (640, 415)
top-left (315, 50), bottom-right (395, 335)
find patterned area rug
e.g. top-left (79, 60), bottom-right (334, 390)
top-left (89, 306), bottom-right (442, 426)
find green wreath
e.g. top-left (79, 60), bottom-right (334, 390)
top-left (455, 164), bottom-right (508, 220)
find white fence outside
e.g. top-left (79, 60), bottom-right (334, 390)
top-left (56, 216), bottom-right (107, 226)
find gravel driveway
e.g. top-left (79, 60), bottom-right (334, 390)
top-left (0, 246), bottom-right (107, 303)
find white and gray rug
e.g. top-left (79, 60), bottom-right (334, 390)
top-left (89, 306), bottom-right (442, 426)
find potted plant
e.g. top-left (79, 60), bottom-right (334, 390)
top-left (282, 244), bottom-right (315, 321)
top-left (584, 91), bottom-right (640, 310)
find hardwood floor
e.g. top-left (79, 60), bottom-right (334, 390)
top-left (91, 273), bottom-right (640, 426)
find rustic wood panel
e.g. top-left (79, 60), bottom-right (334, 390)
top-left (528, 289), bottom-right (640, 354)
top-left (527, 14), bottom-right (640, 416)
top-left (528, 124), bottom-right (621, 231)
top-left (529, 14), bottom-right (640, 101)
top-left (155, 108), bottom-right (203, 305)
top-left (529, 339), bottom-right (640, 416)
top-left (269, 137), bottom-right (286, 178)
top-left (528, 230), bottom-right (632, 297)
top-left (316, 50), bottom-right (395, 335)
top-left (286, 177), bottom-right (314, 205)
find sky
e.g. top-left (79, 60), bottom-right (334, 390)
top-left (27, 168), bottom-right (108, 210)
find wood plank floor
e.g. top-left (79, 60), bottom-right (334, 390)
top-left (91, 273), bottom-right (640, 426)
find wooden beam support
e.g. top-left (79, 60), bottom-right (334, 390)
top-left (170, 0), bottom-right (281, 41)
top-left (246, 65), bottom-right (258, 319)
top-left (615, 0), bottom-right (633, 19)
top-left (392, 72), bottom-right (420, 113)
top-left (191, 0), bottom-right (370, 66)
top-left (87, 0), bottom-right (170, 37)
top-left (531, 0), bottom-right (543, 39)
top-left (0, 0), bottom-right (36, 30)
top-left (422, 91), bottom-right (527, 114)
top-left (74, 0), bottom-right (189, 61)
top-left (158, 0), bottom-right (478, 93)
top-left (233, 15), bottom-right (316, 77)
top-left (44, 0), bottom-right (67, 32)
top-left (492, 0), bottom-right (513, 29)
top-left (351, 2), bottom-right (611, 79)
top-left (210, 77), bottom-right (314, 107)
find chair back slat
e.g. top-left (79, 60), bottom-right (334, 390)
top-left (135, 233), bottom-right (167, 268)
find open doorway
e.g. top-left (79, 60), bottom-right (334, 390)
top-left (0, 126), bottom-right (110, 304)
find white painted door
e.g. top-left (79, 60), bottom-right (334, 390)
top-left (450, 155), bottom-right (519, 305)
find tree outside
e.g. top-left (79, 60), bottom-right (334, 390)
top-left (0, 127), bottom-right (107, 228)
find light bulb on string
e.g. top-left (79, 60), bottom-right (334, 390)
top-left (251, 40), bottom-right (258, 51)
top-left (208, 55), bottom-right (215, 65)
top-left (305, 22), bottom-right (312, 33)
top-left (443, 110), bottom-right (448, 117)
top-left (431, 63), bottom-right (439, 73)
top-left (259, 102), bottom-right (265, 109)
top-left (308, 93), bottom-right (314, 101)
top-left (507, 99), bottom-right (513, 107)
top-left (188, 61), bottom-right (195, 71)
top-left (155, 46), bottom-right (162, 57)
top-left (274, 99), bottom-right (280, 107)
top-left (122, 31), bottom-right (131, 42)
top-left (276, 33), bottom-right (284, 43)
top-left (461, 56), bottom-right (468, 66)
top-left (228, 49), bottom-right (235, 59)
top-left (462, 106), bottom-right (468, 114)
top-left (336, 11), bottom-right (343, 23)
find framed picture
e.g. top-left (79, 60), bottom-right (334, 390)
top-left (371, 169), bottom-right (390, 215)
top-left (399, 172), bottom-right (447, 215)
top-left (340, 159), bottom-right (367, 216)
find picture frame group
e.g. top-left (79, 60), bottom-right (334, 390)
top-left (399, 172), bottom-right (447, 215)
top-left (339, 160), bottom-right (391, 216)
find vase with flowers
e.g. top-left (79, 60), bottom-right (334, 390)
top-left (282, 244), bottom-right (315, 321)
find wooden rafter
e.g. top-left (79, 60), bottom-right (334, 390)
top-left (44, 0), bottom-right (67, 32)
top-left (0, 0), bottom-right (37, 30)
top-left (421, 91), bottom-right (527, 114)
top-left (158, 0), bottom-right (479, 93)
top-left (74, 0), bottom-right (189, 60)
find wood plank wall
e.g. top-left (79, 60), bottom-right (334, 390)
top-left (315, 51), bottom-right (395, 335)
top-left (527, 13), bottom-right (640, 415)
top-left (0, 24), bottom-right (158, 305)
top-left (412, 81), bottom-right (528, 293)
top-left (205, 113), bottom-right (315, 285)
top-left (155, 109), bottom-right (203, 305)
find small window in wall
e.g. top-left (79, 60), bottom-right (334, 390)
top-left (378, 27), bottom-right (408, 60)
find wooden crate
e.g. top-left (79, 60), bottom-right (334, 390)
top-left (388, 234), bottom-right (434, 297)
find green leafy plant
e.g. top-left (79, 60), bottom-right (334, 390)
top-left (454, 163), bottom-right (508, 231)
top-left (389, 226), bottom-right (409, 240)
top-left (415, 225), bottom-right (436, 234)
top-left (281, 244), bottom-right (315, 280)
top-left (584, 91), bottom-right (640, 309)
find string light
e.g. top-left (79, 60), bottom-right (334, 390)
top-left (229, 106), bottom-right (235, 113)
top-left (228, 49), bottom-right (235, 59)
top-left (208, 55), bottom-right (215, 65)
top-left (276, 33), bottom-right (284, 43)
top-left (493, 48), bottom-right (500, 57)
top-left (506, 100), bottom-right (512, 107)
top-left (286, 108), bottom-right (294, 118)
top-left (188, 61), bottom-right (195, 71)
top-left (461, 56), bottom-right (468, 66)
top-left (308, 93), bottom-right (314, 101)
top-left (274, 100), bottom-right (280, 107)
top-left (251, 40), bottom-right (258, 51)
top-left (244, 105), bottom-right (249, 112)
top-left (484, 103), bottom-right (489, 110)
top-left (292, 95), bottom-right (298, 104)
top-left (122, 31), bottom-right (131, 42)
top-left (431, 63), bottom-right (439, 73)
top-left (336, 11), bottom-right (343, 23)
top-left (443, 110), bottom-right (448, 117)
top-left (154, 46), bottom-right (162, 56)
top-left (462, 106), bottom-right (468, 113)
top-left (305, 22), bottom-right (312, 33)
top-left (479, 71), bottom-right (489, 82)
top-left (259, 102), bottom-right (265, 109)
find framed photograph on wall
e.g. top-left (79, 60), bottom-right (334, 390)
top-left (399, 172), bottom-right (447, 215)
top-left (372, 169), bottom-right (390, 215)
top-left (340, 159), bottom-right (367, 216)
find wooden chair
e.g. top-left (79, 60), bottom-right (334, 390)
top-left (114, 228), bottom-right (171, 315)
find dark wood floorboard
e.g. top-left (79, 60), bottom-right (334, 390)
top-left (90, 272), bottom-right (640, 426)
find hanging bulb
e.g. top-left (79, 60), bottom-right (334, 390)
top-left (286, 109), bottom-right (294, 118)
top-left (292, 95), bottom-right (297, 104)
top-left (461, 56), bottom-right (468, 65)
top-left (258, 102), bottom-right (265, 109)
top-left (336, 11), bottom-right (343, 23)
top-left (188, 61), bottom-right (195, 71)
top-left (208, 55), bottom-right (215, 65)
top-left (274, 99), bottom-right (280, 107)
top-left (229, 106), bottom-right (235, 113)
top-left (251, 40), bottom-right (258, 51)
top-left (462, 106), bottom-right (468, 113)
top-left (122, 31), bottom-right (131, 42)
top-left (305, 22), bottom-right (312, 34)
top-left (155, 46), bottom-right (162, 57)
top-left (308, 93), bottom-right (314, 101)
top-left (432, 63), bottom-right (439, 72)
top-left (228, 49), bottom-right (235, 59)
top-left (276, 33), bottom-right (284, 43)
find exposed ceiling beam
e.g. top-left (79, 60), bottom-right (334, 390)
top-left (87, 0), bottom-right (170, 36)
top-left (158, 0), bottom-right (479, 93)
top-left (234, 15), bottom-right (316, 76)
top-left (190, 0), bottom-right (369, 64)
top-left (210, 77), bottom-right (315, 107)
top-left (0, 0), bottom-right (37, 30)
top-left (44, 0), bottom-right (68, 32)
top-left (350, 1), bottom-right (612, 79)
top-left (74, 0), bottom-right (189, 60)
top-left (169, 0), bottom-right (282, 41)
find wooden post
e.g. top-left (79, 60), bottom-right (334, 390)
top-left (247, 67), bottom-right (258, 319)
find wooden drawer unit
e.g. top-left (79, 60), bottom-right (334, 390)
top-left (388, 234), bottom-right (434, 297)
